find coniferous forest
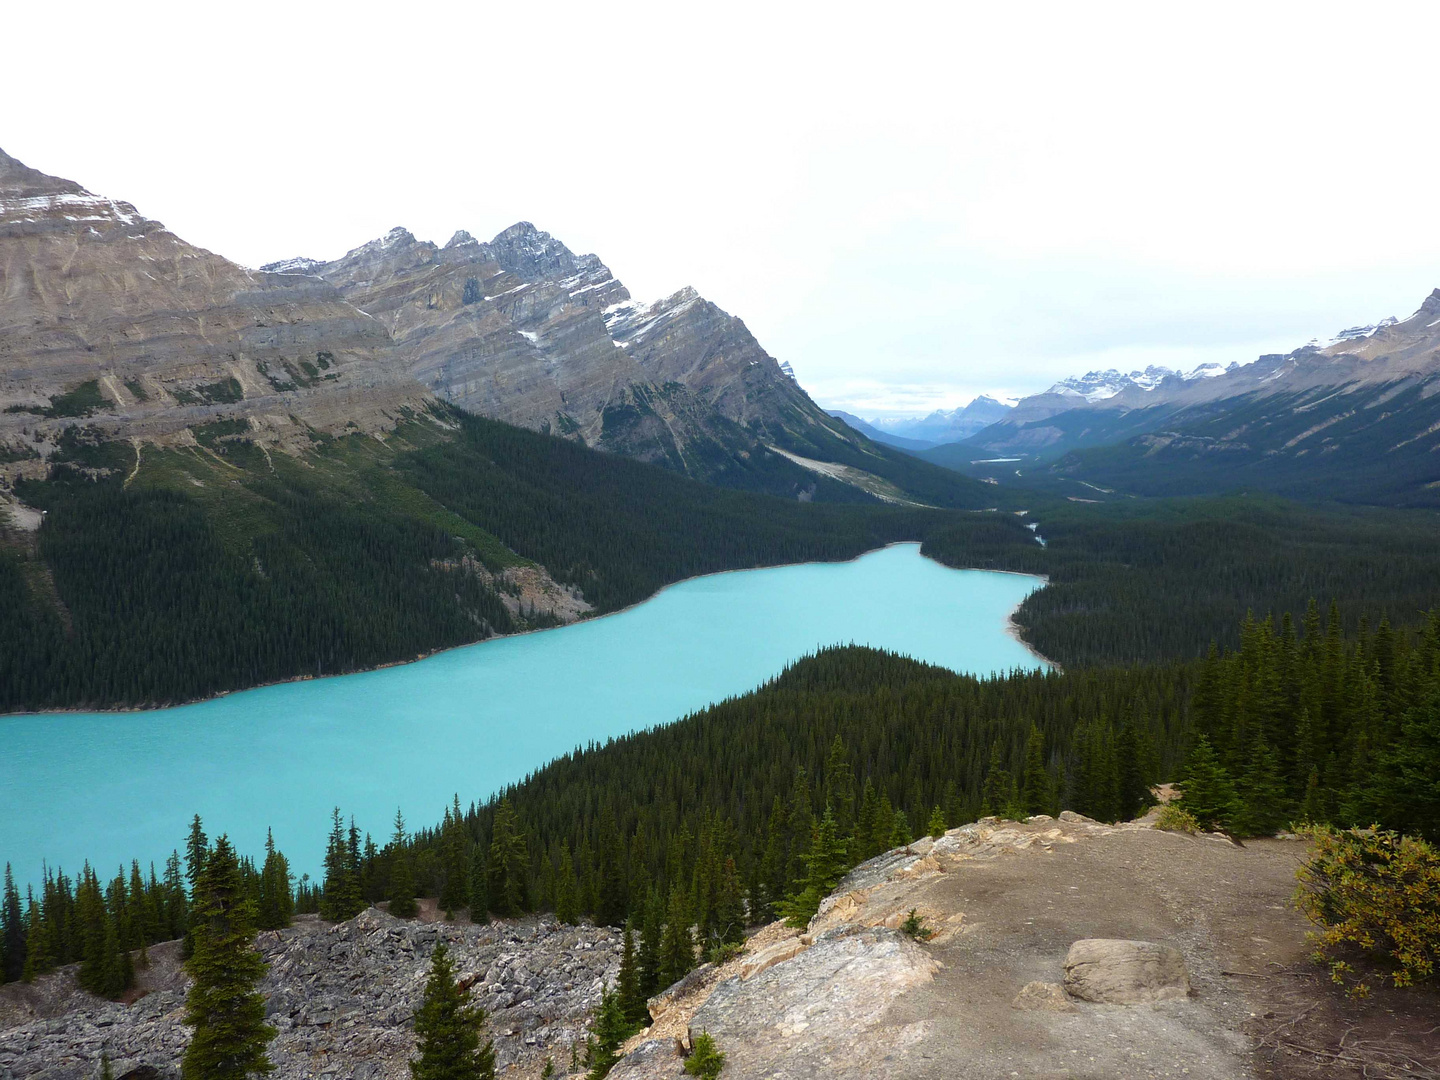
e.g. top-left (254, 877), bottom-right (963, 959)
top-left (4, 408), bottom-right (1440, 710)
top-left (7, 604), bottom-right (1434, 991)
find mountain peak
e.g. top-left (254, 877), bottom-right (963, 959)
top-left (445, 230), bottom-right (478, 248)
top-left (0, 146), bottom-right (84, 198)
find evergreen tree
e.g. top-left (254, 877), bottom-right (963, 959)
top-left (823, 735), bottom-right (856, 836)
top-left (854, 780), bottom-right (881, 861)
top-left (927, 806), bottom-right (947, 839)
top-left (76, 865), bottom-right (130, 999)
top-left (595, 809), bottom-right (628, 928)
top-left (487, 799), bottom-right (529, 917)
top-left (1233, 736), bottom-right (1289, 836)
top-left (711, 857), bottom-right (745, 950)
top-left (438, 799), bottom-right (469, 918)
top-left (1020, 726), bottom-right (1051, 816)
top-left (583, 987), bottom-right (630, 1080)
top-left (1379, 686), bottom-right (1440, 841)
top-left (890, 807), bottom-right (913, 848)
top-left (467, 846), bottom-right (489, 924)
top-left (2, 865), bottom-right (25, 983)
top-left (256, 830), bottom-right (293, 932)
top-left (1117, 718), bottom-right (1155, 821)
top-left (555, 848), bottom-right (579, 926)
top-left (1175, 736), bottom-right (1240, 833)
top-left (980, 742), bottom-right (1017, 818)
top-left (411, 943), bottom-right (496, 1080)
top-left (780, 808), bottom-right (848, 927)
top-left (636, 887), bottom-right (663, 999)
top-left (616, 923), bottom-right (647, 1027)
top-left (388, 810), bottom-right (419, 919)
top-left (182, 835), bottom-right (275, 1080)
top-left (656, 885), bottom-right (695, 990)
top-left (684, 1031), bottom-right (726, 1080)
top-left (320, 809), bottom-right (364, 922)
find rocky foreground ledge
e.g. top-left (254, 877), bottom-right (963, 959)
top-left (0, 911), bottom-right (621, 1079)
top-left (4, 813), bottom-right (1435, 1080)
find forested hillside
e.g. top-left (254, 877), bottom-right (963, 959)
top-left (0, 409), bottom-right (982, 711)
top-left (924, 496), bottom-right (1440, 664)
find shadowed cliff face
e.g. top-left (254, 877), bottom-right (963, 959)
top-left (0, 148), bottom-right (431, 471)
top-left (272, 223), bottom-right (862, 480)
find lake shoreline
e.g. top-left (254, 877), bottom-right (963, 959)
top-left (2, 543), bottom-right (1053, 718)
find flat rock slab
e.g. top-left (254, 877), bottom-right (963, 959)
top-left (1063, 938), bottom-right (1191, 1004)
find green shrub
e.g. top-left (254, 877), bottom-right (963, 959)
top-left (1294, 826), bottom-right (1440, 997)
top-left (684, 1031), bottom-right (725, 1079)
top-left (900, 908), bottom-right (934, 941)
top-left (1154, 804), bottom-right (1200, 834)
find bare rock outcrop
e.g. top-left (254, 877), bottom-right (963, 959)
top-left (1063, 938), bottom-right (1192, 1004)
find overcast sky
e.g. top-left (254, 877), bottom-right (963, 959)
top-left (9, 1), bottom-right (1440, 417)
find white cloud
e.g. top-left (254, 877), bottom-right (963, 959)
top-left (8, 0), bottom-right (1440, 415)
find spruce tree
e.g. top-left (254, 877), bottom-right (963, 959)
top-left (487, 800), bottom-right (528, 917)
top-left (320, 809), bottom-right (364, 922)
top-left (927, 806), bottom-right (947, 839)
top-left (467, 847), bottom-right (489, 924)
top-left (389, 811), bottom-right (419, 919)
top-left (555, 849), bottom-right (579, 926)
top-left (780, 808), bottom-right (848, 928)
top-left (595, 809), bottom-right (628, 928)
top-left (438, 801), bottom-right (469, 918)
top-left (1020, 726), bottom-right (1051, 816)
top-left (412, 943), bottom-right (495, 1080)
top-left (1175, 736), bottom-right (1240, 833)
top-left (256, 830), bottom-right (293, 932)
top-left (583, 987), bottom-right (629, 1080)
top-left (182, 835), bottom-right (275, 1080)
top-left (656, 886), bottom-right (694, 990)
top-left (1233, 736), bottom-right (1289, 836)
top-left (890, 808), bottom-right (913, 848)
top-left (637, 888), bottom-right (663, 999)
top-left (823, 735), bottom-right (856, 836)
top-left (2, 865), bottom-right (26, 983)
top-left (711, 857), bottom-right (745, 949)
top-left (616, 923), bottom-right (647, 1027)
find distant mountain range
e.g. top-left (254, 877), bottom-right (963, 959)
top-left (829, 396), bottom-right (1013, 448)
top-left (922, 301), bottom-right (1440, 505)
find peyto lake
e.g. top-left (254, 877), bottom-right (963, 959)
top-left (1, 544), bottom-right (1045, 883)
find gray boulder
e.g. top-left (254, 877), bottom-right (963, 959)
top-left (1062, 939), bottom-right (1191, 1004)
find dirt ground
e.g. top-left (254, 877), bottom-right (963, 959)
top-left (884, 827), bottom-right (1438, 1080)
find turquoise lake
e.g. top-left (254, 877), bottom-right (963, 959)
top-left (0, 544), bottom-right (1045, 884)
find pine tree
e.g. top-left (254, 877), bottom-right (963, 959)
top-left (438, 799), bottom-right (469, 918)
top-left (467, 846), bottom-right (489, 924)
top-left (411, 943), bottom-right (496, 1080)
top-left (756, 796), bottom-right (787, 920)
top-left (616, 923), bottom-right (647, 1027)
top-left (389, 810), bottom-right (419, 920)
top-left (780, 808), bottom-right (848, 928)
top-left (656, 886), bottom-right (694, 990)
top-left (2, 865), bottom-right (26, 983)
top-left (182, 835), bottom-right (275, 1080)
top-left (823, 735), bottom-right (856, 836)
top-left (1020, 726), bottom-right (1051, 816)
top-left (637, 888), bottom-right (663, 999)
top-left (927, 806), bottom-right (946, 839)
top-left (1175, 736), bottom-right (1240, 833)
top-left (583, 986), bottom-right (629, 1080)
top-left (980, 743), bottom-right (1017, 818)
top-left (683, 1031), bottom-right (726, 1080)
top-left (76, 865), bottom-right (130, 999)
top-left (711, 857), bottom-right (745, 950)
top-left (1233, 736), bottom-right (1289, 837)
top-left (555, 848), bottom-right (579, 926)
top-left (320, 809), bottom-right (364, 922)
top-left (890, 808), bottom-right (913, 848)
top-left (487, 799), bottom-right (528, 918)
top-left (256, 830), bottom-right (293, 932)
top-left (1379, 685), bottom-right (1440, 841)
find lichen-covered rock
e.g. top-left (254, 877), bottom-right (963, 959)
top-left (1062, 938), bottom-right (1191, 1004)
top-left (1011, 980), bottom-right (1076, 1012)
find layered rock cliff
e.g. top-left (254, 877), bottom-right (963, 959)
top-left (0, 148), bottom-right (429, 477)
top-left (266, 224), bottom-right (864, 480)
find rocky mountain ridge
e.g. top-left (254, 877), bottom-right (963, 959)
top-left (0, 148), bottom-right (429, 487)
top-left (263, 222), bottom-right (865, 486)
top-left (936, 294), bottom-right (1440, 504)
